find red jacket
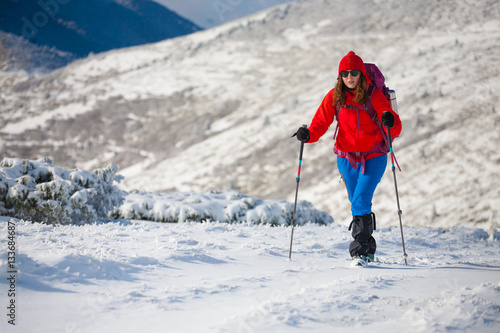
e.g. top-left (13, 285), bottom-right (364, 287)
top-left (308, 86), bottom-right (402, 162)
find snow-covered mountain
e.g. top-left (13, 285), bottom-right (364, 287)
top-left (0, 0), bottom-right (499, 230)
top-left (0, 0), bottom-right (200, 72)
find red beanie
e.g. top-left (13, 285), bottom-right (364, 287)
top-left (338, 51), bottom-right (366, 77)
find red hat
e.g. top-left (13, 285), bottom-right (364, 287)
top-left (338, 51), bottom-right (366, 77)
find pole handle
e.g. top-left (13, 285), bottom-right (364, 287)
top-left (292, 124), bottom-right (308, 139)
top-left (385, 124), bottom-right (393, 148)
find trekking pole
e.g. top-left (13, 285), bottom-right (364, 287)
top-left (386, 125), bottom-right (408, 266)
top-left (289, 125), bottom-right (307, 260)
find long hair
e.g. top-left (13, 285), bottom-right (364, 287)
top-left (332, 74), bottom-right (368, 108)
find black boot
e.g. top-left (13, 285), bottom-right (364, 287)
top-left (349, 213), bottom-right (377, 260)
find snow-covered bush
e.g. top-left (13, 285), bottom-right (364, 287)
top-left (114, 189), bottom-right (333, 225)
top-left (0, 157), bottom-right (124, 225)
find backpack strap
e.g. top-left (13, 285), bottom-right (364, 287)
top-left (365, 83), bottom-right (377, 122)
top-left (365, 83), bottom-right (390, 150)
top-left (333, 103), bottom-right (341, 140)
top-left (365, 83), bottom-right (402, 172)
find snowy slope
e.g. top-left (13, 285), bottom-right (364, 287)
top-left (1, 218), bottom-right (499, 332)
top-left (0, 0), bottom-right (499, 230)
top-left (0, 31), bottom-right (76, 74)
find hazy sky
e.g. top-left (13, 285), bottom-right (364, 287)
top-left (153, 0), bottom-right (294, 28)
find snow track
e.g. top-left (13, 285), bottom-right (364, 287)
top-left (1, 219), bottom-right (499, 332)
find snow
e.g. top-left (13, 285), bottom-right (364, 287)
top-left (0, 102), bottom-right (94, 135)
top-left (0, 156), bottom-right (331, 226)
top-left (118, 190), bottom-right (332, 225)
top-left (1, 218), bottom-right (499, 332)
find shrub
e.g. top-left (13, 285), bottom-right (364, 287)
top-left (0, 157), bottom-right (124, 225)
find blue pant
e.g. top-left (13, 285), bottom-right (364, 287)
top-left (337, 154), bottom-right (387, 216)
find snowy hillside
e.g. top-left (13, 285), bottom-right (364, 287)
top-left (0, 0), bottom-right (499, 230)
top-left (0, 31), bottom-right (76, 74)
top-left (1, 218), bottom-right (499, 332)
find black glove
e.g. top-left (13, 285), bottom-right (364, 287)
top-left (381, 111), bottom-right (395, 128)
top-left (295, 127), bottom-right (310, 142)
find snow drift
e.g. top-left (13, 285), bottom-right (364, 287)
top-left (117, 190), bottom-right (332, 225)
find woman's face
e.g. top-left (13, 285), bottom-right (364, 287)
top-left (341, 70), bottom-right (361, 89)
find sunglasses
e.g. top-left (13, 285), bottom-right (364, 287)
top-left (340, 70), bottom-right (360, 78)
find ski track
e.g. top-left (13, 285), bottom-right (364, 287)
top-left (1, 219), bottom-right (499, 332)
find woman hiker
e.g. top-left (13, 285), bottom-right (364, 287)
top-left (295, 51), bottom-right (402, 263)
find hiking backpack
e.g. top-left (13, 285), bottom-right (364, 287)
top-left (333, 63), bottom-right (398, 173)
